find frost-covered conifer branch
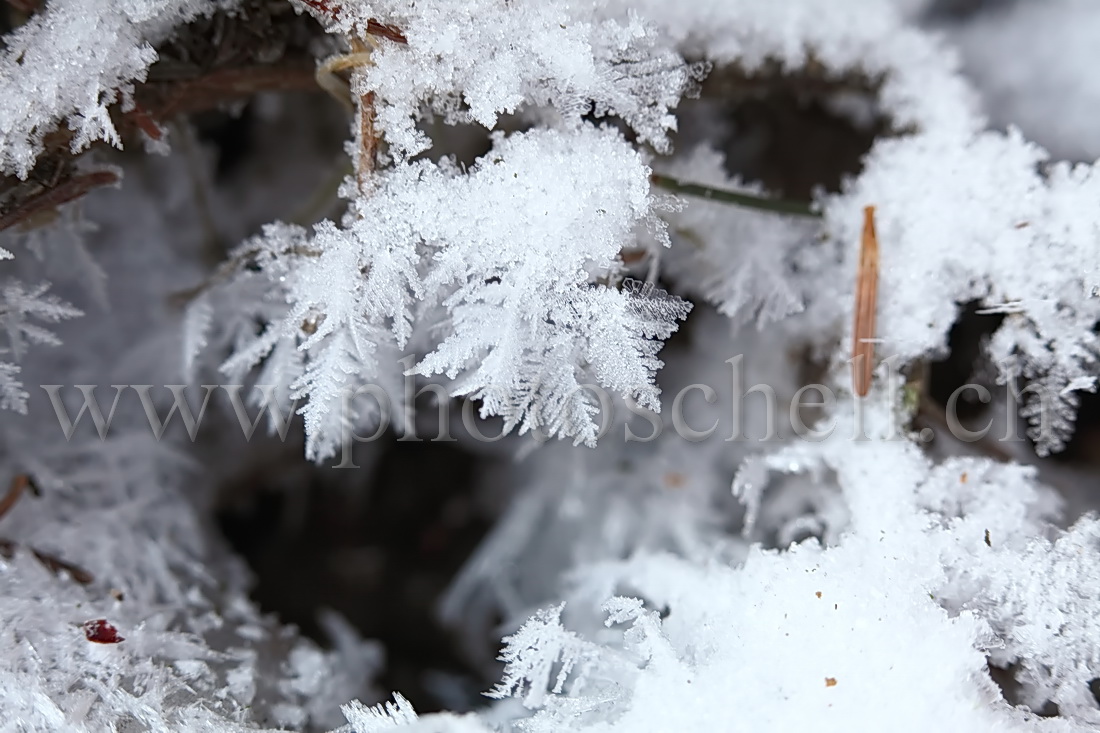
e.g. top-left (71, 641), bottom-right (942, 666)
top-left (186, 0), bottom-right (696, 458)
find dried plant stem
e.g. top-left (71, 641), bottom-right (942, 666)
top-left (0, 475), bottom-right (93, 585)
top-left (313, 38), bottom-right (380, 198)
top-left (169, 242), bottom-right (322, 306)
top-left (349, 38), bottom-right (379, 197)
top-left (293, 1), bottom-right (409, 44)
top-left (0, 474), bottom-right (33, 520)
top-left (649, 173), bottom-right (819, 218)
top-left (355, 90), bottom-right (378, 196)
top-left (125, 102), bottom-right (164, 141)
top-left (315, 51), bottom-right (375, 110)
top-left (153, 64), bottom-right (318, 119)
top-left (2, 3), bottom-right (408, 230)
top-left (0, 171), bottom-right (119, 234)
top-left (0, 540), bottom-right (94, 584)
top-left (852, 205), bottom-right (879, 397)
top-left (4, 0), bottom-right (39, 14)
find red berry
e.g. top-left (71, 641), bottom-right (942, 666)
top-left (83, 619), bottom-right (124, 644)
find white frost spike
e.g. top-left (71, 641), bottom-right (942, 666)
top-left (182, 294), bottom-right (214, 382)
top-left (337, 693), bottom-right (418, 732)
top-left (1060, 376), bottom-right (1097, 397)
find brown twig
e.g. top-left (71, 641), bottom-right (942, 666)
top-left (356, 90), bottom-right (378, 193)
top-left (125, 102), bottom-right (164, 142)
top-left (5, 0), bottom-right (40, 14)
top-left (0, 61), bottom-right (316, 226)
top-left (0, 4), bottom-right (402, 238)
top-left (295, 0), bottom-right (340, 20)
top-left (0, 475), bottom-right (94, 585)
top-left (0, 474), bottom-right (35, 520)
top-left (365, 19), bottom-right (408, 44)
top-left (152, 64), bottom-right (319, 119)
top-left (346, 38), bottom-right (379, 196)
top-left (28, 546), bottom-right (95, 585)
top-left (0, 171), bottom-right (119, 234)
top-left (294, 0), bottom-right (409, 44)
top-left (294, 0), bottom-right (400, 198)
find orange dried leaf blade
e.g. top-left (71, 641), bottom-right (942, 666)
top-left (851, 205), bottom-right (879, 397)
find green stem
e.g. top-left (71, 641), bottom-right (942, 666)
top-left (649, 173), bottom-right (820, 218)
